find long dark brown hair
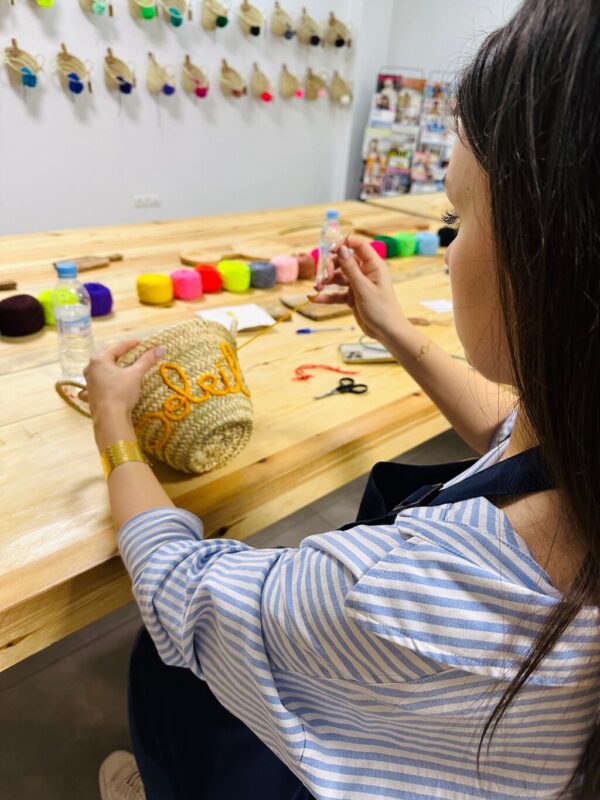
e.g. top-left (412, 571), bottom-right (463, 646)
top-left (455, 0), bottom-right (600, 796)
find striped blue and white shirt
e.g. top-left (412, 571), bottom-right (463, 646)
top-left (119, 415), bottom-right (600, 799)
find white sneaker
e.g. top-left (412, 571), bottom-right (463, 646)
top-left (99, 751), bottom-right (147, 800)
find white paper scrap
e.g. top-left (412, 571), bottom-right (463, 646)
top-left (420, 299), bottom-right (453, 313)
top-left (197, 304), bottom-right (276, 331)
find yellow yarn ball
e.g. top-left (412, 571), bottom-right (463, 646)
top-left (217, 260), bottom-right (251, 293)
top-left (137, 274), bottom-right (174, 305)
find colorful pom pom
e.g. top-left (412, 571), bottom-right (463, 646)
top-left (194, 264), bottom-right (223, 293)
top-left (415, 232), bottom-right (440, 256)
top-left (136, 274), bottom-right (173, 305)
top-left (217, 260), bottom-right (251, 293)
top-left (370, 240), bottom-right (387, 259)
top-left (0, 294), bottom-right (46, 337)
top-left (271, 255), bottom-right (299, 283)
top-left (84, 282), bottom-right (113, 317)
top-left (170, 269), bottom-right (203, 300)
top-left (249, 261), bottom-right (277, 289)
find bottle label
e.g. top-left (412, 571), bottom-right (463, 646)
top-left (56, 313), bottom-right (92, 337)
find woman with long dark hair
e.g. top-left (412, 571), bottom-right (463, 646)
top-left (93, 1), bottom-right (599, 797)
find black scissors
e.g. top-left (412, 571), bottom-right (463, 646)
top-left (314, 377), bottom-right (369, 400)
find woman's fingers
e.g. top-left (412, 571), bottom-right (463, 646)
top-left (99, 339), bottom-right (141, 362)
top-left (130, 345), bottom-right (167, 376)
top-left (78, 389), bottom-right (89, 403)
top-left (312, 289), bottom-right (351, 305)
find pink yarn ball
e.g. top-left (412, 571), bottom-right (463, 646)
top-left (195, 86), bottom-right (209, 99)
top-left (170, 269), bottom-right (203, 300)
top-left (370, 240), bottom-right (387, 259)
top-left (310, 247), bottom-right (319, 266)
top-left (271, 255), bottom-right (299, 283)
top-left (295, 88), bottom-right (304, 98)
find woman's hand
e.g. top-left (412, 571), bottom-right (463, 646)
top-left (313, 236), bottom-right (410, 345)
top-left (81, 339), bottom-right (165, 450)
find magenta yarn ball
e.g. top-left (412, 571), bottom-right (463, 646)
top-left (271, 255), bottom-right (299, 283)
top-left (370, 240), bottom-right (387, 259)
top-left (310, 248), bottom-right (319, 266)
top-left (171, 269), bottom-right (203, 300)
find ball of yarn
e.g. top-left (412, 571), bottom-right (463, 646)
top-left (216, 14), bottom-right (228, 27)
top-left (250, 25), bottom-right (261, 35)
top-left (261, 91), bottom-right (273, 103)
top-left (310, 34), bottom-right (320, 46)
top-left (310, 247), bottom-right (320, 266)
top-left (140, 4), bottom-right (156, 18)
top-left (296, 252), bottom-right (316, 280)
top-left (0, 294), bottom-right (46, 337)
top-left (195, 86), bottom-right (209, 99)
top-left (249, 261), bottom-right (276, 289)
top-left (393, 232), bottom-right (417, 257)
top-left (415, 231), bottom-right (440, 256)
top-left (84, 282), bottom-right (114, 317)
top-left (370, 240), bottom-right (387, 259)
top-left (162, 83), bottom-right (176, 96)
top-left (374, 236), bottom-right (398, 258)
top-left (38, 288), bottom-right (77, 326)
top-left (195, 264), bottom-right (223, 293)
top-left (137, 274), bottom-right (174, 305)
top-left (170, 269), bottom-right (203, 300)
top-left (271, 255), bottom-right (299, 283)
top-left (438, 226), bottom-right (458, 247)
top-left (217, 260), bottom-right (251, 293)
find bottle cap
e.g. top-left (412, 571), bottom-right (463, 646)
top-left (55, 261), bottom-right (78, 279)
top-left (326, 209), bottom-right (339, 220)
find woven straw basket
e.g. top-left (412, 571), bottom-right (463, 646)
top-left (220, 59), bottom-right (246, 97)
top-left (56, 44), bottom-right (92, 94)
top-left (55, 318), bottom-right (254, 475)
top-left (104, 48), bottom-right (136, 92)
top-left (279, 63), bottom-right (301, 99)
top-left (118, 319), bottom-right (253, 474)
top-left (271, 2), bottom-right (295, 38)
top-left (297, 7), bottom-right (321, 46)
top-left (201, 0), bottom-right (228, 30)
top-left (4, 40), bottom-right (42, 88)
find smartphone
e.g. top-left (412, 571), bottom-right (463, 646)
top-left (339, 342), bottom-right (395, 364)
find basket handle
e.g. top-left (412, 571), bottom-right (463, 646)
top-left (55, 380), bottom-right (93, 418)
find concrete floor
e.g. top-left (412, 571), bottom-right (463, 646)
top-left (0, 430), bottom-right (475, 800)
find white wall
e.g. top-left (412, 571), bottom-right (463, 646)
top-left (0, 0), bottom-right (394, 235)
top-left (0, 0), bottom-right (524, 236)
top-left (386, 0), bottom-right (523, 77)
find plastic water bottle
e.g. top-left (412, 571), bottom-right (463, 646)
top-left (52, 262), bottom-right (95, 381)
top-left (317, 209), bottom-right (341, 284)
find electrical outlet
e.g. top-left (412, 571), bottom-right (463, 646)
top-left (134, 194), bottom-right (161, 209)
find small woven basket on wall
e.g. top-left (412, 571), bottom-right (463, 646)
top-left (201, 0), bottom-right (228, 30)
top-left (4, 39), bottom-right (42, 88)
top-left (220, 59), bottom-right (246, 97)
top-left (271, 1), bottom-right (295, 38)
top-left (297, 7), bottom-right (321, 46)
top-left (238, 1), bottom-right (264, 36)
top-left (56, 44), bottom-right (92, 94)
top-left (104, 48), bottom-right (136, 92)
top-left (118, 319), bottom-right (254, 474)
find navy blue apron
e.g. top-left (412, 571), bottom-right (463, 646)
top-left (128, 446), bottom-right (552, 800)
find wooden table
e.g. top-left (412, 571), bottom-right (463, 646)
top-left (0, 201), bottom-right (460, 671)
top-left (365, 191), bottom-right (450, 222)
